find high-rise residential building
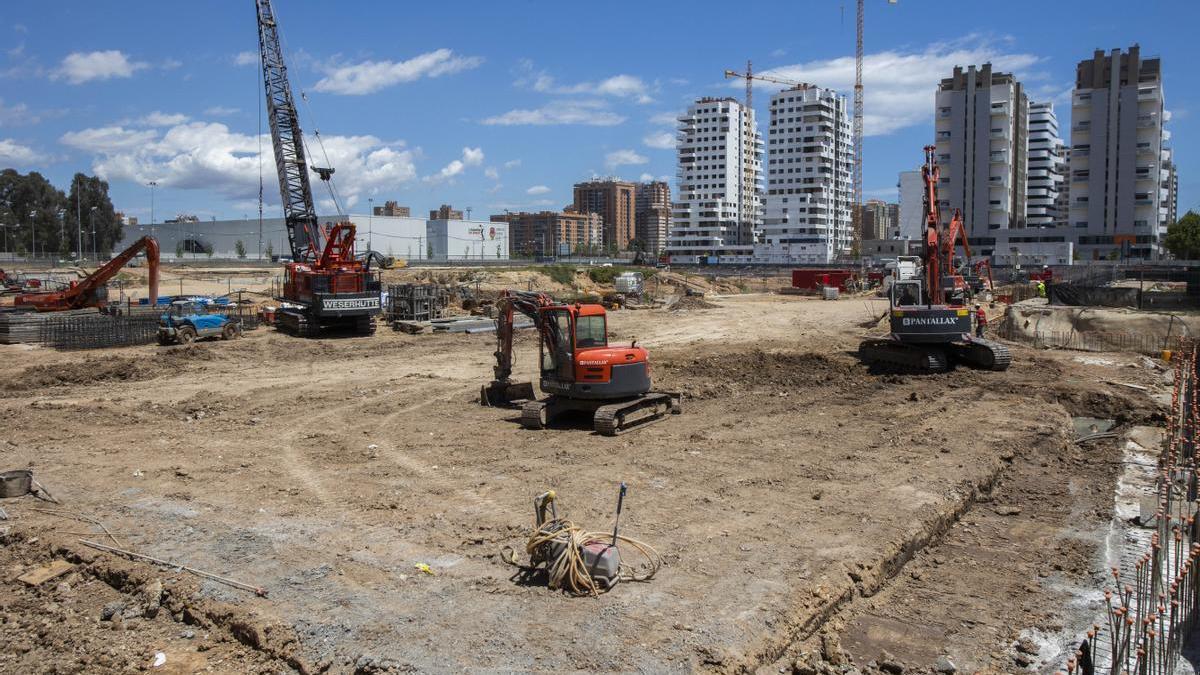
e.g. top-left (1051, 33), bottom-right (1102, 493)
top-left (429, 204), bottom-right (463, 220)
top-left (573, 179), bottom-right (636, 252)
top-left (634, 181), bottom-right (671, 255)
top-left (1163, 148), bottom-right (1179, 227)
top-left (1027, 102), bottom-right (1065, 227)
top-left (759, 86), bottom-right (852, 263)
top-left (667, 96), bottom-right (763, 263)
top-left (1070, 45), bottom-right (1168, 259)
top-left (886, 202), bottom-right (900, 235)
top-left (1055, 147), bottom-right (1072, 227)
top-left (935, 64), bottom-right (1028, 254)
top-left (857, 199), bottom-right (890, 241)
top-left (374, 201), bottom-right (411, 217)
top-left (895, 169), bottom-right (924, 240)
top-left (491, 209), bottom-right (602, 257)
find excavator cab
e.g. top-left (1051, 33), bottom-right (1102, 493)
top-left (536, 303), bottom-right (651, 401)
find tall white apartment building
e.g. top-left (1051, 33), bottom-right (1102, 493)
top-left (894, 169), bottom-right (924, 240)
top-left (666, 97), bottom-right (763, 263)
top-left (757, 86), bottom-right (853, 263)
top-left (1070, 45), bottom-right (1169, 259)
top-left (1027, 101), bottom-right (1065, 227)
top-left (935, 64), bottom-right (1028, 256)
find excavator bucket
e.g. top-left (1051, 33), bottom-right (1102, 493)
top-left (480, 380), bottom-right (536, 407)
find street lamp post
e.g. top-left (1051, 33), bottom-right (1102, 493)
top-left (28, 210), bottom-right (36, 261)
top-left (148, 181), bottom-right (158, 239)
top-left (368, 198), bottom-right (373, 253)
top-left (90, 206), bottom-right (98, 262)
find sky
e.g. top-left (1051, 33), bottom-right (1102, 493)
top-left (0, 0), bottom-right (1197, 224)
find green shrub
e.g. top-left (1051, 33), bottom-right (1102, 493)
top-left (543, 264), bottom-right (577, 285)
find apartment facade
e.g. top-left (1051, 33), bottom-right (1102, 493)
top-left (373, 201), bottom-right (411, 217)
top-left (573, 179), bottom-right (636, 252)
top-left (858, 199), bottom-right (890, 241)
top-left (895, 169), bottom-right (924, 240)
top-left (429, 204), bottom-right (463, 220)
top-left (666, 97), bottom-right (763, 263)
top-left (1070, 46), bottom-right (1169, 259)
top-left (1027, 102), bottom-right (1065, 227)
top-left (492, 209), bottom-right (602, 257)
top-left (935, 64), bottom-right (1028, 255)
top-left (759, 86), bottom-right (853, 263)
top-left (634, 181), bottom-right (671, 255)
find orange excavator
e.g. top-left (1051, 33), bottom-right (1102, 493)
top-left (13, 236), bottom-right (159, 312)
top-left (857, 147), bottom-right (1010, 372)
top-left (481, 290), bottom-right (680, 435)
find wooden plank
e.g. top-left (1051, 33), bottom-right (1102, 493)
top-left (17, 559), bottom-right (75, 586)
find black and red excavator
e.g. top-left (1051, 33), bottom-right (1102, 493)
top-left (858, 146), bottom-right (1011, 372)
top-left (256, 0), bottom-right (380, 337)
top-left (13, 236), bottom-right (159, 312)
top-left (481, 290), bottom-right (681, 435)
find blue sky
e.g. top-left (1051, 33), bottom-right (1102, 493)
top-left (0, 0), bottom-right (1197, 223)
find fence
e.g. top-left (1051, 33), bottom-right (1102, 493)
top-left (1059, 339), bottom-right (1200, 675)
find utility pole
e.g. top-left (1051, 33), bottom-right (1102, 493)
top-left (90, 206), bottom-right (98, 262)
top-left (76, 175), bottom-right (82, 260)
top-left (28, 210), bottom-right (36, 261)
top-left (148, 181), bottom-right (158, 241)
top-left (368, 197), bottom-right (374, 252)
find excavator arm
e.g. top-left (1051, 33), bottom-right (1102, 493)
top-left (15, 236), bottom-right (159, 312)
top-left (481, 290), bottom-right (556, 406)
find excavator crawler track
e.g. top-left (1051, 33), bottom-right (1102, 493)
top-left (950, 338), bottom-right (1011, 371)
top-left (520, 400), bottom-right (549, 430)
top-left (858, 339), bottom-right (951, 373)
top-left (593, 392), bottom-right (681, 437)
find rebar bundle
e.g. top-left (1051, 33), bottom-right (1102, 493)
top-left (1061, 339), bottom-right (1200, 675)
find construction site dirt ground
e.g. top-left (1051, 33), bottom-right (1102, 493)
top-left (0, 293), bottom-right (1172, 673)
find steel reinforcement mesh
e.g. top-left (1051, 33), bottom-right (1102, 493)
top-left (1059, 339), bottom-right (1200, 674)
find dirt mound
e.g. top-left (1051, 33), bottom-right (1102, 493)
top-left (670, 295), bottom-right (719, 311)
top-left (657, 349), bottom-right (871, 399)
top-left (8, 346), bottom-right (215, 392)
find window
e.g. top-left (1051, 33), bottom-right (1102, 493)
top-left (575, 314), bottom-right (606, 349)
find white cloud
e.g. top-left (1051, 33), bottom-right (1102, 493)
top-left (643, 131), bottom-right (675, 150)
top-left (160, 58), bottom-right (183, 71)
top-left (61, 121), bottom-right (416, 207)
top-left (54, 50), bottom-right (149, 84)
top-left (204, 106), bottom-right (240, 117)
top-left (484, 166), bottom-right (499, 180)
top-left (0, 99), bottom-right (38, 126)
top-left (605, 149), bottom-right (648, 169)
top-left (139, 111), bottom-right (189, 127)
top-left (314, 49), bottom-right (483, 95)
top-left (482, 100), bottom-right (625, 126)
top-left (754, 35), bottom-right (1043, 136)
top-left (770, 48), bottom-right (787, 58)
top-left (649, 112), bottom-right (679, 126)
top-left (517, 63), bottom-right (655, 104)
top-left (233, 51), bottom-right (258, 67)
top-left (424, 146), bottom-right (485, 183)
top-left (0, 138), bottom-right (36, 163)
top-left (639, 172), bottom-right (655, 182)
top-left (462, 146), bottom-right (484, 166)
top-left (526, 185), bottom-right (550, 195)
top-left (503, 159), bottom-right (521, 169)
top-left (60, 126), bottom-right (158, 153)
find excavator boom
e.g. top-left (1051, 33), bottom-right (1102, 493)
top-left (14, 236), bottom-right (159, 312)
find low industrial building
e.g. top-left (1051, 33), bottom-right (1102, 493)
top-left (115, 213), bottom-right (509, 262)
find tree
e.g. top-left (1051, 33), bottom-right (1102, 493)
top-left (64, 173), bottom-right (120, 256)
top-left (0, 169), bottom-right (67, 257)
top-left (235, 239), bottom-right (246, 259)
top-left (1164, 211), bottom-right (1200, 260)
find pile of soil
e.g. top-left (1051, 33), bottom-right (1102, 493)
top-left (670, 295), bottom-right (719, 311)
top-left (657, 350), bottom-right (874, 399)
top-left (7, 346), bottom-right (215, 392)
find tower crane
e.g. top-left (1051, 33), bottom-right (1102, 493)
top-left (255, 0), bottom-right (380, 336)
top-left (852, 0), bottom-right (898, 257)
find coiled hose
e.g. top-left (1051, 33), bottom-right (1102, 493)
top-left (502, 516), bottom-right (664, 597)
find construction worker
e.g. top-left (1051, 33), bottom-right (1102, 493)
top-left (974, 304), bottom-right (987, 338)
top-left (1037, 280), bottom-right (1046, 298)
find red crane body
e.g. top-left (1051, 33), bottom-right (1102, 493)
top-left (14, 236), bottom-right (160, 312)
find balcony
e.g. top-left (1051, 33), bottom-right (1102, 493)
top-left (990, 128), bottom-right (1008, 139)
top-left (1072, 122), bottom-right (1091, 132)
top-left (1137, 115), bottom-right (1159, 128)
top-left (989, 151), bottom-right (1007, 162)
top-left (1138, 88), bottom-right (1160, 101)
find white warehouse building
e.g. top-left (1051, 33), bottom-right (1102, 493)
top-left (116, 214), bottom-right (509, 262)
